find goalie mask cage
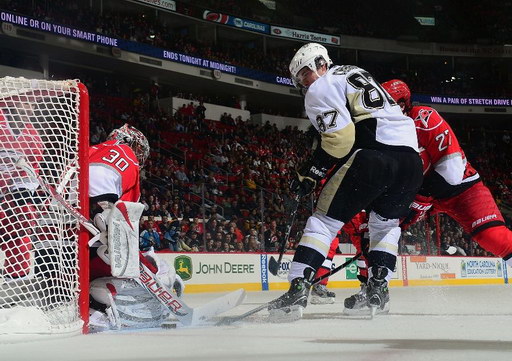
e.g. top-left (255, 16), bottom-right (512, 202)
top-left (0, 77), bottom-right (89, 340)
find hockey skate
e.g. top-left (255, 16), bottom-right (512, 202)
top-left (367, 266), bottom-right (390, 317)
top-left (267, 274), bottom-right (311, 322)
top-left (310, 284), bottom-right (335, 305)
top-left (89, 306), bottom-right (119, 331)
top-left (343, 275), bottom-right (370, 315)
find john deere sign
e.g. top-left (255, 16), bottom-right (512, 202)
top-left (174, 255), bottom-right (193, 281)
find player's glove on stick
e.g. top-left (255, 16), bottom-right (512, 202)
top-left (289, 161), bottom-right (328, 198)
top-left (400, 195), bottom-right (433, 230)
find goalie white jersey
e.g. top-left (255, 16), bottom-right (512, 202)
top-left (305, 65), bottom-right (418, 160)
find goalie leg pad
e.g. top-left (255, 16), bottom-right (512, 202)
top-left (90, 277), bottom-right (170, 329)
top-left (107, 201), bottom-right (145, 278)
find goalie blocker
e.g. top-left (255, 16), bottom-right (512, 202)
top-left (90, 200), bottom-right (144, 279)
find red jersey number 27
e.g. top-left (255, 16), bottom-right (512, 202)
top-left (102, 149), bottom-right (130, 172)
top-left (434, 129), bottom-right (450, 152)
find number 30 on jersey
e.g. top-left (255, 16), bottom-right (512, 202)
top-left (102, 149), bottom-right (129, 172)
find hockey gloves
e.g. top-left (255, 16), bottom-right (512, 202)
top-left (289, 161), bottom-right (328, 198)
top-left (400, 195), bottom-right (433, 230)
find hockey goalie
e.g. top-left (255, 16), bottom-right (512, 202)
top-left (87, 124), bottom-right (185, 331)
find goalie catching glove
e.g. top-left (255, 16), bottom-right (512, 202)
top-left (400, 195), bottom-right (433, 230)
top-left (289, 161), bottom-right (328, 198)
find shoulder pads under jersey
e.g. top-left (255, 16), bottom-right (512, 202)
top-left (411, 106), bottom-right (444, 130)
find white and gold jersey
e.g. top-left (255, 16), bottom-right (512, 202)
top-left (305, 65), bottom-right (419, 160)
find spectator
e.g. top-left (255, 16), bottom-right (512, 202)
top-left (222, 242), bottom-right (234, 253)
top-left (264, 219), bottom-right (279, 251)
top-left (158, 215), bottom-right (171, 234)
top-left (247, 235), bottom-right (262, 252)
top-left (186, 231), bottom-right (201, 252)
top-left (140, 221), bottom-right (161, 251)
top-left (224, 233), bottom-right (235, 248)
top-left (175, 165), bottom-right (189, 182)
top-left (163, 220), bottom-right (181, 251)
top-left (169, 202), bottom-right (183, 220)
top-left (233, 242), bottom-right (245, 252)
top-left (205, 238), bottom-right (215, 252)
top-left (182, 204), bottom-right (198, 219)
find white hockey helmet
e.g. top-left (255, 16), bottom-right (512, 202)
top-left (289, 43), bottom-right (333, 89)
top-left (108, 123), bottom-right (150, 167)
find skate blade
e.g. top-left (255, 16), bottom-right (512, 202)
top-left (344, 303), bottom-right (389, 317)
top-left (268, 305), bottom-right (303, 323)
top-left (342, 306), bottom-right (371, 316)
top-left (310, 296), bottom-right (335, 305)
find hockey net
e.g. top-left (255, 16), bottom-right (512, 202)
top-left (0, 77), bottom-right (89, 339)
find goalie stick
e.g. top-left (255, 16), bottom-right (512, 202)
top-left (15, 157), bottom-right (246, 326)
top-left (216, 252), bottom-right (362, 326)
top-left (15, 157), bottom-right (99, 236)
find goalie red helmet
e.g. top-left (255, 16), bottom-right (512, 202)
top-left (381, 79), bottom-right (412, 115)
top-left (108, 123), bottom-right (150, 167)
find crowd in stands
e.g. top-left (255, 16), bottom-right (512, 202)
top-left (4, 0), bottom-right (511, 257)
top-left (3, 0), bottom-right (512, 97)
top-left (83, 74), bottom-right (512, 258)
top-left (88, 81), bottom-right (315, 254)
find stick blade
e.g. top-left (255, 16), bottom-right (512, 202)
top-left (268, 256), bottom-right (279, 276)
top-left (215, 302), bottom-right (268, 326)
top-left (191, 288), bottom-right (246, 325)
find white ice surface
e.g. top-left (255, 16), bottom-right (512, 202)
top-left (1, 285), bottom-right (511, 361)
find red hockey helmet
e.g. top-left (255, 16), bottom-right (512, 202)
top-left (381, 79), bottom-right (412, 115)
top-left (108, 123), bottom-right (150, 167)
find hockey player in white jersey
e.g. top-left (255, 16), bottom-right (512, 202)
top-left (268, 43), bottom-right (423, 318)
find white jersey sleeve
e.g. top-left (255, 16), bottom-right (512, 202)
top-left (89, 164), bottom-right (122, 198)
top-left (434, 155), bottom-right (466, 186)
top-left (305, 65), bottom-right (418, 159)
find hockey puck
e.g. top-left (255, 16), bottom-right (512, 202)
top-left (162, 322), bottom-right (178, 329)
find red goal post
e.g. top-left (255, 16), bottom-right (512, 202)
top-left (0, 77), bottom-right (90, 339)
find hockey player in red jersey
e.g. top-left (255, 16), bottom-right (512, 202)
top-left (89, 140), bottom-right (140, 198)
top-left (87, 124), bottom-right (184, 330)
top-left (0, 103), bottom-right (43, 279)
top-left (88, 123), bottom-right (147, 280)
top-left (382, 79), bottom-right (512, 261)
top-left (342, 79), bottom-right (512, 314)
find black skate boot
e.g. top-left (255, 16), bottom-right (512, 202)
top-left (367, 266), bottom-right (390, 316)
top-left (343, 275), bottom-right (369, 314)
top-left (310, 284), bottom-right (336, 305)
top-left (267, 269), bottom-right (313, 322)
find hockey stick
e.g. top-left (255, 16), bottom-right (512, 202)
top-left (216, 252), bottom-right (361, 326)
top-left (268, 196), bottom-right (300, 276)
top-left (316, 252), bottom-right (362, 284)
top-left (15, 157), bottom-right (246, 326)
top-left (15, 157), bottom-right (100, 236)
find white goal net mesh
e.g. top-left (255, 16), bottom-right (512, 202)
top-left (0, 77), bottom-right (87, 338)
